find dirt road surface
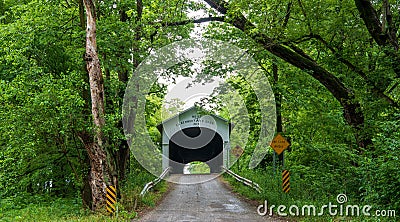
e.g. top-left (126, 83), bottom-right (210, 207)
top-left (138, 174), bottom-right (282, 222)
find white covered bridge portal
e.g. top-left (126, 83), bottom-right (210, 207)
top-left (157, 106), bottom-right (232, 174)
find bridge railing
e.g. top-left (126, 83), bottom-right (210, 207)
top-left (140, 167), bottom-right (171, 197)
top-left (221, 166), bottom-right (262, 193)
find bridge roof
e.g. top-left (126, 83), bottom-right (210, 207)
top-left (156, 105), bottom-right (230, 132)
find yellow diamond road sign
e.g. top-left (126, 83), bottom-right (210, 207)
top-left (270, 133), bottom-right (290, 155)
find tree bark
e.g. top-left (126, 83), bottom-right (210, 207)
top-left (354, 0), bottom-right (398, 50)
top-left (82, 0), bottom-right (108, 211)
top-left (203, 0), bottom-right (373, 150)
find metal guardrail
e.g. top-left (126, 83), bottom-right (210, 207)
top-left (140, 167), bottom-right (171, 197)
top-left (222, 166), bottom-right (262, 193)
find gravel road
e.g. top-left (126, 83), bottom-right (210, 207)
top-left (138, 174), bottom-right (281, 222)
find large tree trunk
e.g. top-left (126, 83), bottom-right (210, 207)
top-left (78, 131), bottom-right (108, 211)
top-left (204, 0), bottom-right (373, 151)
top-left (82, 0), bottom-right (109, 211)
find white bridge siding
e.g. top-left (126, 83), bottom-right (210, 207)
top-left (158, 106), bottom-right (231, 173)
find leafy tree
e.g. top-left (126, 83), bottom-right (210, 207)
top-left (1, 0), bottom-right (399, 215)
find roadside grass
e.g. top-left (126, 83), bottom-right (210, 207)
top-left (0, 170), bottom-right (168, 221)
top-left (223, 165), bottom-right (396, 222)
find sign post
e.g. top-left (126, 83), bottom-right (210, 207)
top-left (282, 169), bottom-right (290, 193)
top-left (270, 134), bottom-right (291, 192)
top-left (272, 151), bottom-right (276, 176)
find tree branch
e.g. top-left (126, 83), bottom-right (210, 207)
top-left (293, 34), bottom-right (398, 107)
top-left (204, 0), bottom-right (351, 103)
top-left (354, 0), bottom-right (386, 46)
top-left (354, 0), bottom-right (398, 50)
top-left (203, 0), bottom-right (373, 149)
top-left (354, 0), bottom-right (400, 78)
top-left (297, 0), bottom-right (312, 33)
top-left (283, 1), bottom-right (293, 28)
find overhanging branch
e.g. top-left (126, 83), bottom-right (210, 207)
top-left (202, 0), bottom-right (373, 149)
top-left (289, 34), bottom-right (398, 107)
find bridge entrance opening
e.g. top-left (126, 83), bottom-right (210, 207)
top-left (158, 106), bottom-right (231, 174)
top-left (169, 127), bottom-right (223, 174)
